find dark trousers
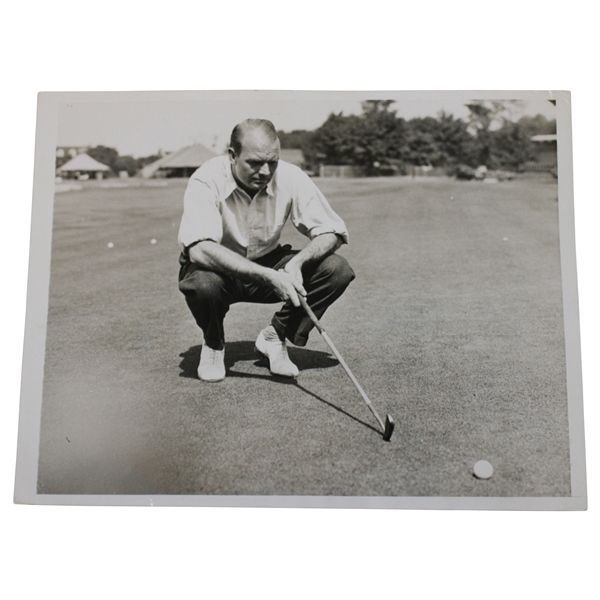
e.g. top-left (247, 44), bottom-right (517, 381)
top-left (178, 244), bottom-right (355, 349)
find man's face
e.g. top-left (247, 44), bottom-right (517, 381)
top-left (229, 130), bottom-right (280, 194)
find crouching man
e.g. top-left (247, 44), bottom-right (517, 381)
top-left (177, 119), bottom-right (355, 382)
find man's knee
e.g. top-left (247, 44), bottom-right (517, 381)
top-left (315, 253), bottom-right (355, 289)
top-left (179, 269), bottom-right (228, 302)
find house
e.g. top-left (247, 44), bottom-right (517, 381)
top-left (141, 143), bottom-right (216, 178)
top-left (56, 146), bottom-right (88, 159)
top-left (56, 146), bottom-right (89, 170)
top-left (56, 153), bottom-right (111, 180)
top-left (526, 134), bottom-right (557, 171)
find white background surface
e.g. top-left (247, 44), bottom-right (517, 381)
top-left (1, 1), bottom-right (597, 598)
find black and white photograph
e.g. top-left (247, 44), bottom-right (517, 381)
top-left (14, 90), bottom-right (585, 509)
top-left (2, 1), bottom-right (598, 599)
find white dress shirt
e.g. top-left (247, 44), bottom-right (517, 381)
top-left (178, 155), bottom-right (349, 260)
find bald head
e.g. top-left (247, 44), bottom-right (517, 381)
top-left (228, 119), bottom-right (280, 196)
top-left (229, 119), bottom-right (280, 156)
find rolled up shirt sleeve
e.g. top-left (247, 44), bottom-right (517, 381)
top-left (178, 177), bottom-right (223, 253)
top-left (290, 172), bottom-right (349, 244)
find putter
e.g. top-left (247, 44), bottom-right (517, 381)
top-left (299, 296), bottom-right (395, 441)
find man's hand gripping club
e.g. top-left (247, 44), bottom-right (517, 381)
top-left (273, 233), bottom-right (341, 307)
top-left (187, 240), bottom-right (306, 306)
top-left (271, 262), bottom-right (306, 307)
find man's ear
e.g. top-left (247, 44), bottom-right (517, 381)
top-left (228, 148), bottom-right (236, 165)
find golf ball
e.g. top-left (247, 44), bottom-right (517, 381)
top-left (107, 242), bottom-right (114, 248)
top-left (151, 239), bottom-right (157, 245)
top-left (473, 460), bottom-right (494, 479)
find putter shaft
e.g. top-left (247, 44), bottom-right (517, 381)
top-left (298, 296), bottom-right (386, 432)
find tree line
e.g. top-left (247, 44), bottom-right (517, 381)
top-left (279, 100), bottom-right (556, 175)
top-left (56, 100), bottom-right (555, 178)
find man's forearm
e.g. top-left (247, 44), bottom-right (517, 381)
top-left (188, 241), bottom-right (273, 284)
top-left (188, 240), bottom-right (307, 306)
top-left (287, 233), bottom-right (343, 270)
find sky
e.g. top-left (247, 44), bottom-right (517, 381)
top-left (55, 91), bottom-right (557, 158)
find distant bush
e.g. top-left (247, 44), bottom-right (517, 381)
top-left (449, 165), bottom-right (476, 180)
top-left (489, 170), bottom-right (516, 181)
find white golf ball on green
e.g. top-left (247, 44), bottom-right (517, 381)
top-left (473, 460), bottom-right (494, 479)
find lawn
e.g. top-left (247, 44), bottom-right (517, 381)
top-left (37, 174), bottom-right (570, 498)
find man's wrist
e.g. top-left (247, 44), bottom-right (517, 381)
top-left (285, 255), bottom-right (304, 271)
top-left (260, 266), bottom-right (281, 286)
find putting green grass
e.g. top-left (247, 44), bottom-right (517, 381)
top-left (37, 174), bottom-right (570, 497)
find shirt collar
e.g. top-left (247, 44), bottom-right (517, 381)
top-left (225, 165), bottom-right (239, 199)
top-left (265, 177), bottom-right (275, 197)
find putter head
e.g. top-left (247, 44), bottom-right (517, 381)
top-left (383, 414), bottom-right (395, 441)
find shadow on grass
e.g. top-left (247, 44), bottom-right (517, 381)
top-left (225, 370), bottom-right (380, 436)
top-left (293, 381), bottom-right (381, 436)
top-left (179, 342), bottom-right (381, 436)
top-left (179, 341), bottom-right (338, 379)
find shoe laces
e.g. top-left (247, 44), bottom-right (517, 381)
top-left (273, 340), bottom-right (291, 362)
top-left (204, 347), bottom-right (222, 364)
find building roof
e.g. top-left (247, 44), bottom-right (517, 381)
top-left (531, 134), bottom-right (557, 142)
top-left (57, 153), bottom-right (111, 172)
top-left (158, 144), bottom-right (217, 168)
top-left (141, 143), bottom-right (218, 178)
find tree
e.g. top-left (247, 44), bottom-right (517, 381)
top-left (489, 122), bottom-right (535, 170)
top-left (87, 145), bottom-right (119, 173)
top-left (309, 112), bottom-right (365, 165)
top-left (517, 114), bottom-right (557, 137)
top-left (277, 129), bottom-right (313, 149)
top-left (405, 117), bottom-right (443, 166)
top-left (136, 153), bottom-right (163, 168)
top-left (356, 101), bottom-right (408, 173)
top-left (432, 112), bottom-right (478, 167)
top-left (464, 100), bottom-right (531, 169)
top-left (402, 113), bottom-right (476, 168)
top-left (298, 99), bottom-right (537, 176)
top-left (465, 100), bottom-right (524, 135)
top-left (360, 99), bottom-right (396, 114)
top-left (114, 155), bottom-right (139, 177)
top-left (308, 101), bottom-right (409, 173)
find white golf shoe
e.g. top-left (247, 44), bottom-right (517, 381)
top-left (255, 327), bottom-right (299, 378)
top-left (198, 345), bottom-right (225, 382)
